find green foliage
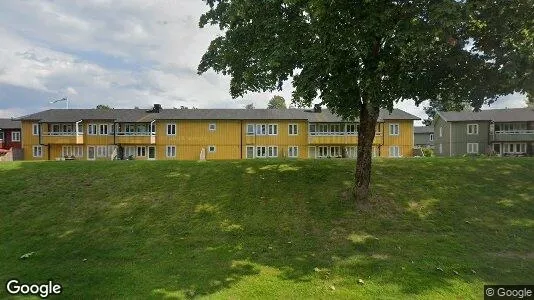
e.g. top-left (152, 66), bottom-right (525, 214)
top-left (245, 103), bottom-right (255, 109)
top-left (421, 147), bottom-right (434, 157)
top-left (96, 104), bottom-right (112, 110)
top-left (1, 159), bottom-right (533, 298)
top-left (267, 95), bottom-right (287, 109)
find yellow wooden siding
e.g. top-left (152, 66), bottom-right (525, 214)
top-left (380, 120), bottom-right (414, 157)
top-left (116, 135), bottom-right (154, 145)
top-left (242, 120), bottom-right (309, 159)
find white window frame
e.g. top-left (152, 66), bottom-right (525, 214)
top-left (389, 124), bottom-right (400, 136)
top-left (346, 146), bottom-right (357, 158)
top-left (267, 146), bottom-right (278, 157)
top-left (166, 145), bottom-right (176, 158)
top-left (137, 146), bottom-right (146, 157)
top-left (268, 124), bottom-right (278, 135)
top-left (62, 146), bottom-right (83, 158)
top-left (389, 146), bottom-right (401, 158)
top-left (246, 124), bottom-right (254, 135)
top-left (288, 124), bottom-right (298, 135)
top-left (32, 145), bottom-right (42, 158)
top-left (208, 123), bottom-right (216, 131)
top-left (125, 146), bottom-right (136, 158)
top-left (288, 146), bottom-right (298, 158)
top-left (246, 146), bottom-right (255, 158)
top-left (87, 124), bottom-right (97, 135)
top-left (346, 124), bottom-right (357, 135)
top-left (467, 143), bottom-right (479, 154)
top-left (439, 127), bottom-right (443, 137)
top-left (256, 146), bottom-right (267, 158)
top-left (256, 124), bottom-right (267, 135)
top-left (467, 124), bottom-right (479, 135)
top-left (99, 124), bottom-right (109, 135)
top-left (11, 131), bottom-right (21, 142)
top-left (429, 133), bottom-right (434, 141)
top-left (96, 146), bottom-right (108, 158)
top-left (32, 123), bottom-right (40, 135)
top-left (208, 145), bottom-right (216, 153)
top-left (167, 123), bottom-right (176, 135)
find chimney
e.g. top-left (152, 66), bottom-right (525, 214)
top-left (146, 104), bottom-right (162, 113)
top-left (314, 104), bottom-right (322, 113)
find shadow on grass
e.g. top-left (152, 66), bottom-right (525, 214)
top-left (0, 157), bottom-right (533, 298)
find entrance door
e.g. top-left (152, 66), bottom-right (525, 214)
top-left (88, 146), bottom-right (96, 160)
top-left (308, 146), bottom-right (316, 159)
top-left (148, 146), bottom-right (156, 160)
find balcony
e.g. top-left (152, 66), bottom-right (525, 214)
top-left (491, 130), bottom-right (534, 142)
top-left (41, 132), bottom-right (84, 144)
top-left (307, 132), bottom-right (382, 145)
top-left (115, 132), bottom-right (156, 144)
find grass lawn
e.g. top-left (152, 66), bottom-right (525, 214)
top-left (1, 158), bottom-right (533, 299)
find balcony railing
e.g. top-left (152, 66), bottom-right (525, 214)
top-left (492, 130), bottom-right (534, 142)
top-left (116, 131), bottom-right (155, 136)
top-left (43, 131), bottom-right (82, 136)
top-left (308, 132), bottom-right (382, 136)
top-left (494, 130), bottom-right (534, 134)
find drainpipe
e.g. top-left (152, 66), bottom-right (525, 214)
top-left (240, 120), bottom-right (243, 159)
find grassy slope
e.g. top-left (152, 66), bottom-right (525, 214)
top-left (0, 158), bottom-right (533, 299)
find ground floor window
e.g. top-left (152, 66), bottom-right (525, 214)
top-left (389, 146), bottom-right (401, 157)
top-left (166, 145), bottom-right (176, 158)
top-left (62, 146), bottom-right (83, 158)
top-left (246, 146), bottom-right (254, 159)
top-left (137, 146), bottom-right (146, 157)
top-left (256, 146), bottom-right (266, 158)
top-left (208, 145), bottom-right (216, 153)
top-left (346, 146), bottom-right (357, 158)
top-left (502, 142), bottom-right (527, 154)
top-left (125, 146), bottom-right (136, 158)
top-left (467, 143), bottom-right (479, 154)
top-left (267, 146), bottom-right (278, 157)
top-left (288, 146), bottom-right (298, 158)
top-left (32, 145), bottom-right (42, 158)
top-left (96, 146), bottom-right (108, 158)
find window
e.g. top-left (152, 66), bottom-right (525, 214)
top-left (346, 146), bottom-right (357, 158)
top-left (137, 146), bottom-right (146, 157)
top-left (268, 124), bottom-right (278, 135)
top-left (96, 146), bottom-right (108, 158)
top-left (330, 124), bottom-right (341, 134)
top-left (256, 146), bottom-right (267, 158)
top-left (209, 123), bottom-right (216, 131)
top-left (246, 124), bottom-right (254, 135)
top-left (429, 133), bottom-right (434, 141)
top-left (267, 146), bottom-right (278, 157)
top-left (32, 123), bottom-right (40, 135)
top-left (88, 124), bottom-right (97, 135)
top-left (330, 146), bottom-right (341, 157)
top-left (246, 146), bottom-right (254, 158)
top-left (439, 143), bottom-right (443, 154)
top-left (167, 123), bottom-right (176, 135)
top-left (288, 124), bottom-right (298, 135)
top-left (318, 124), bottom-right (329, 134)
top-left (317, 146), bottom-right (329, 158)
top-left (125, 146), bottom-right (136, 157)
top-left (76, 123), bottom-right (83, 134)
top-left (503, 143), bottom-right (527, 154)
top-left (166, 146), bottom-right (176, 158)
top-left (389, 146), bottom-right (401, 157)
top-left (288, 146), bottom-right (298, 158)
top-left (0, 131), bottom-right (3, 140)
top-left (32, 145), bottom-right (42, 158)
top-left (99, 124), bottom-right (108, 135)
top-left (346, 124), bottom-right (357, 135)
top-left (467, 124), bottom-right (479, 135)
top-left (467, 143), bottom-right (479, 154)
top-left (439, 126), bottom-right (443, 137)
top-left (256, 124), bottom-right (267, 135)
top-left (389, 124), bottom-right (399, 136)
top-left (208, 145), bottom-right (216, 153)
top-left (309, 124), bottom-right (316, 135)
top-left (62, 146), bottom-right (83, 157)
top-left (11, 131), bottom-right (21, 142)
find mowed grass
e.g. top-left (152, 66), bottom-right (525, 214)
top-left (0, 158), bottom-right (533, 299)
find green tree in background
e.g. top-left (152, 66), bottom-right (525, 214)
top-left (267, 95), bottom-right (287, 109)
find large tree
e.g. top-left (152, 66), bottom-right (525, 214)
top-left (267, 95), bottom-right (287, 109)
top-left (198, 0), bottom-right (533, 202)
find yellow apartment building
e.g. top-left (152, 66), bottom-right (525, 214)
top-left (18, 105), bottom-right (418, 161)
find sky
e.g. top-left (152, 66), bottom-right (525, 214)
top-left (0, 0), bottom-right (528, 125)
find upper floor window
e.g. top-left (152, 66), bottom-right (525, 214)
top-left (346, 124), bottom-right (357, 135)
top-left (467, 124), bottom-right (479, 135)
top-left (99, 124), bottom-right (108, 135)
top-left (88, 124), bottom-right (97, 135)
top-left (209, 123), bottom-right (216, 131)
top-left (12, 131), bottom-right (21, 142)
top-left (429, 133), bottom-right (434, 141)
top-left (288, 124), bottom-right (298, 135)
top-left (389, 124), bottom-right (400, 136)
top-left (256, 124), bottom-right (267, 135)
top-left (167, 123), bottom-right (176, 135)
top-left (268, 124), bottom-right (278, 135)
top-left (32, 123), bottom-right (40, 135)
top-left (246, 124), bottom-right (254, 135)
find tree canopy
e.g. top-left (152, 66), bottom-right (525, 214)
top-left (96, 104), bottom-right (112, 110)
top-left (198, 0), bottom-right (533, 202)
top-left (267, 95), bottom-right (287, 109)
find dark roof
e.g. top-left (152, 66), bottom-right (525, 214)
top-left (17, 107), bottom-right (420, 123)
top-left (437, 108), bottom-right (534, 122)
top-left (414, 126), bottom-right (434, 134)
top-left (0, 119), bottom-right (21, 129)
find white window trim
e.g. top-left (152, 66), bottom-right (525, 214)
top-left (288, 146), bottom-right (299, 158)
top-left (208, 145), bottom-right (216, 153)
top-left (87, 124), bottom-right (97, 135)
top-left (208, 123), bottom-right (216, 131)
top-left (32, 145), bottom-right (43, 158)
top-left (32, 123), bottom-right (40, 135)
top-left (267, 145), bottom-right (278, 157)
top-left (246, 124), bottom-right (255, 135)
top-left (11, 131), bottom-right (21, 142)
top-left (167, 123), bottom-right (176, 136)
top-left (429, 133), bottom-right (434, 141)
top-left (439, 126), bottom-right (443, 137)
top-left (268, 124), bottom-right (278, 135)
top-left (467, 124), bottom-right (479, 135)
top-left (389, 124), bottom-right (400, 136)
top-left (467, 143), bottom-right (479, 154)
top-left (389, 146), bottom-right (401, 158)
top-left (166, 145), bottom-right (176, 158)
top-left (99, 124), bottom-right (109, 135)
top-left (288, 124), bottom-right (298, 135)
top-left (137, 146), bottom-right (146, 157)
top-left (246, 146), bottom-right (255, 158)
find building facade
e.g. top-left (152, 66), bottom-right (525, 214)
top-left (414, 126), bottom-right (434, 148)
top-left (18, 105), bottom-right (419, 161)
top-left (433, 108), bottom-right (534, 156)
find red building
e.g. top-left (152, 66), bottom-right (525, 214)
top-left (0, 119), bottom-right (22, 151)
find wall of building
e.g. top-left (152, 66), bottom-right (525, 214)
top-left (449, 121), bottom-right (490, 155)
top-left (433, 117), bottom-right (450, 156)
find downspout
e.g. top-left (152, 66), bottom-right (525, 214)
top-left (449, 122), bottom-right (452, 157)
top-left (240, 120), bottom-right (243, 159)
top-left (113, 122), bottom-right (117, 145)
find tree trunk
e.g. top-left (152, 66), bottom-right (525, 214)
top-left (354, 103), bottom-right (380, 202)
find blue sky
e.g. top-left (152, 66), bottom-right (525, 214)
top-left (0, 0), bottom-right (528, 124)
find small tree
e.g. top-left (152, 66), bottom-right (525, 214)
top-left (267, 95), bottom-right (287, 109)
top-left (96, 104), bottom-right (112, 110)
top-left (198, 1), bottom-right (532, 202)
top-left (245, 103), bottom-right (255, 109)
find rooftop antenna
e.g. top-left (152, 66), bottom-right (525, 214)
top-left (50, 97), bottom-right (69, 109)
